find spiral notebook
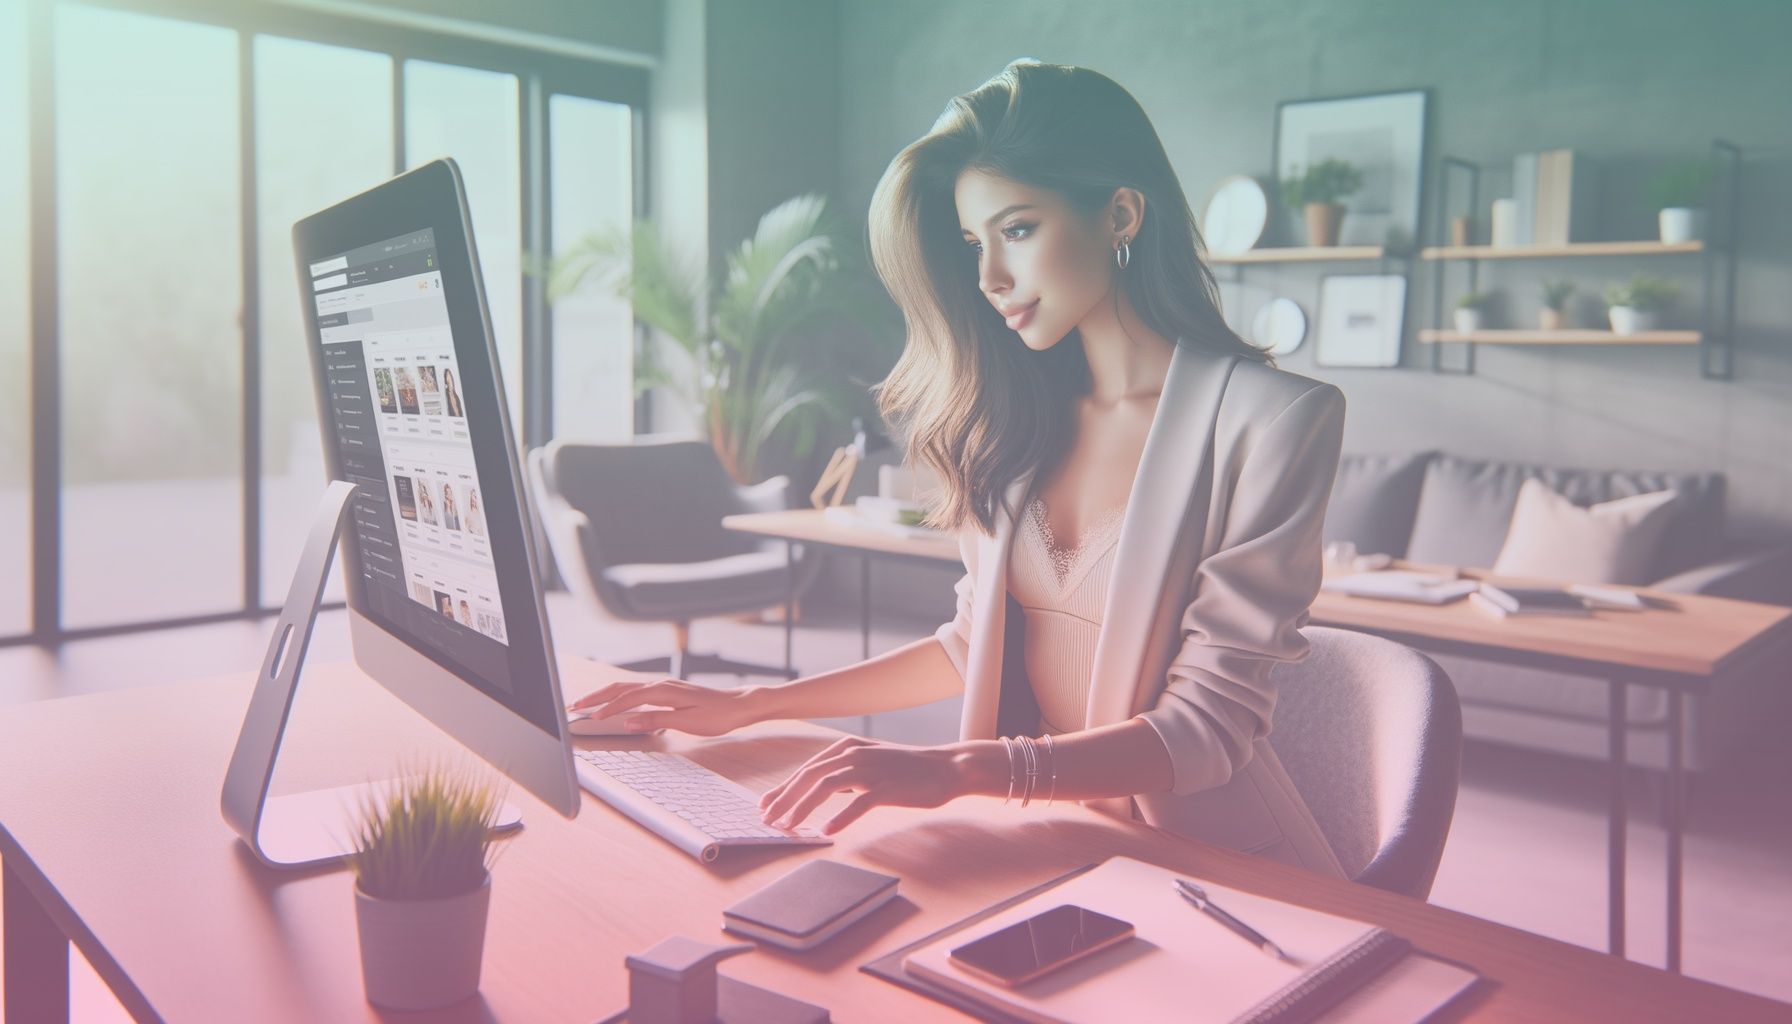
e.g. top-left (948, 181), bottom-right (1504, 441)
top-left (892, 857), bottom-right (1478, 1024)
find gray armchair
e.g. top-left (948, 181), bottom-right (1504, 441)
top-left (527, 437), bottom-right (816, 679)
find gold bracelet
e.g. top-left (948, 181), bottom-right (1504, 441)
top-left (1019, 735), bottom-right (1040, 808)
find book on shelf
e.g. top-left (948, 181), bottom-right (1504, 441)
top-left (1510, 148), bottom-right (1599, 247)
top-left (1512, 151), bottom-right (1538, 246)
top-left (1471, 582), bottom-right (1592, 618)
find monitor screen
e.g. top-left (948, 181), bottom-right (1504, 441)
top-left (302, 210), bottom-right (560, 737)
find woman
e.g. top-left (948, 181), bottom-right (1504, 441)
top-left (443, 367), bottom-right (465, 418)
top-left (571, 60), bottom-right (1345, 876)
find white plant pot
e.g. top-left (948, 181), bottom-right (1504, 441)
top-left (1607, 306), bottom-right (1656, 336)
top-left (1452, 308), bottom-right (1482, 335)
top-left (356, 875), bottom-right (491, 1010)
top-left (1658, 207), bottom-right (1704, 244)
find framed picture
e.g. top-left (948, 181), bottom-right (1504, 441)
top-left (1317, 274), bottom-right (1406, 368)
top-left (1274, 89), bottom-right (1428, 250)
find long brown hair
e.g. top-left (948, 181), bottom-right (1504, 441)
top-left (869, 60), bottom-right (1271, 535)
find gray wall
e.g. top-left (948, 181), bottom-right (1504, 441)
top-left (833, 0), bottom-right (1792, 538)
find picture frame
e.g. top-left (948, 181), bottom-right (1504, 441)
top-left (1274, 88), bottom-right (1429, 250)
top-left (1316, 274), bottom-right (1407, 368)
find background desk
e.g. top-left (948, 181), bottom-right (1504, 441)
top-left (722, 509), bottom-right (960, 678)
top-left (4, 662), bottom-right (1789, 1022)
top-left (1311, 563), bottom-right (1792, 972)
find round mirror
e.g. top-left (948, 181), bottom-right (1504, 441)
top-left (1202, 176), bottom-right (1269, 257)
top-left (1252, 297), bottom-right (1307, 356)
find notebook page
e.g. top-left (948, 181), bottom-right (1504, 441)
top-left (903, 857), bottom-right (1384, 1024)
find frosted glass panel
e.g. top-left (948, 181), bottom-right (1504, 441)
top-left (0, 0), bottom-right (28, 634)
top-left (254, 36), bottom-right (392, 606)
top-left (56, 6), bottom-right (242, 628)
top-left (549, 94), bottom-right (635, 440)
top-left (404, 61), bottom-right (522, 428)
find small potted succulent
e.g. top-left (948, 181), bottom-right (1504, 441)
top-left (1540, 279), bottom-right (1575, 331)
top-left (1280, 159), bottom-right (1364, 247)
top-left (350, 769), bottom-right (507, 1010)
top-left (1603, 275), bottom-right (1679, 335)
top-left (1453, 291), bottom-right (1490, 335)
top-left (1643, 160), bottom-right (1714, 245)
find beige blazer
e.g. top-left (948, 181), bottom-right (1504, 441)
top-left (935, 342), bottom-right (1348, 877)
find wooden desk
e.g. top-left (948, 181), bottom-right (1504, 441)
top-left (723, 510), bottom-right (961, 680)
top-left (1311, 564), bottom-right (1792, 971)
top-left (3, 662), bottom-right (1789, 1022)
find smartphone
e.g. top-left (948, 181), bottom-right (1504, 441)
top-left (948, 905), bottom-right (1135, 988)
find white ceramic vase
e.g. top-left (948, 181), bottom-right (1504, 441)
top-left (1452, 307), bottom-right (1482, 335)
top-left (1658, 207), bottom-right (1704, 245)
top-left (1607, 305), bottom-right (1656, 336)
top-left (356, 875), bottom-right (491, 1010)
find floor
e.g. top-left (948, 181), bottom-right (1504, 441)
top-left (2, 592), bottom-right (1789, 1019)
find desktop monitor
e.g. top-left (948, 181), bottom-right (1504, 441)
top-left (290, 159), bottom-right (580, 817)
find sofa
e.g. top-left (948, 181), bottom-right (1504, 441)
top-left (1323, 451), bottom-right (1792, 773)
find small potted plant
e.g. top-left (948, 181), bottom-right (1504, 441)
top-left (1453, 291), bottom-right (1490, 335)
top-left (1280, 158), bottom-right (1363, 247)
top-left (1603, 275), bottom-right (1679, 335)
top-left (1643, 160), bottom-right (1714, 244)
top-left (350, 769), bottom-right (506, 1010)
top-left (1540, 279), bottom-right (1575, 331)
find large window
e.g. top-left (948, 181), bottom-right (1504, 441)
top-left (254, 36), bottom-right (393, 606)
top-left (404, 60), bottom-right (524, 426)
top-left (0, 0), bottom-right (28, 634)
top-left (549, 94), bottom-right (636, 440)
top-left (56, 5), bottom-right (243, 628)
top-left (6, 1), bottom-right (643, 642)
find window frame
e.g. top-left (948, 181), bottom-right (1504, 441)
top-left (11, 0), bottom-right (649, 645)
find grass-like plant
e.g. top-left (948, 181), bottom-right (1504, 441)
top-left (1641, 160), bottom-right (1714, 212)
top-left (1603, 274), bottom-right (1680, 312)
top-left (1280, 159), bottom-right (1364, 208)
top-left (1456, 290), bottom-right (1490, 310)
top-left (349, 767), bottom-right (506, 901)
top-left (1541, 279), bottom-right (1576, 311)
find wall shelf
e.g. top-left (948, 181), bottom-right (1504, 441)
top-left (1421, 240), bottom-right (1704, 260)
top-left (1208, 245), bottom-right (1395, 264)
top-left (1426, 139), bottom-right (1739, 379)
top-left (1418, 329), bottom-right (1699, 346)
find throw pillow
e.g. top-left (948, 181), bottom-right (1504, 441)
top-left (1490, 478), bottom-right (1681, 585)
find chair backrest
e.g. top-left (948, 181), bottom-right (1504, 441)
top-left (545, 437), bottom-right (759, 568)
top-left (1267, 626), bottom-right (1462, 900)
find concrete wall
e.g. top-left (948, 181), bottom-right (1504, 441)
top-left (833, 0), bottom-right (1792, 538)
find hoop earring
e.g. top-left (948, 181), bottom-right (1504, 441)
top-left (1115, 235), bottom-right (1132, 270)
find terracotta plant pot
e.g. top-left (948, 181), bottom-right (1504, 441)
top-left (1540, 307), bottom-right (1565, 331)
top-left (356, 875), bottom-right (491, 1010)
top-left (1303, 202), bottom-right (1344, 247)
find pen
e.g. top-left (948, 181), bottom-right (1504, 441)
top-left (1174, 879), bottom-right (1289, 961)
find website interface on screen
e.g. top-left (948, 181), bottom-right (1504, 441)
top-left (309, 228), bottom-right (516, 698)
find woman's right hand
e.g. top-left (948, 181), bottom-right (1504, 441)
top-left (567, 678), bottom-right (764, 737)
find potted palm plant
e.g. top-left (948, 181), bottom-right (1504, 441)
top-left (1540, 279), bottom-right (1575, 331)
top-left (1453, 291), bottom-right (1490, 335)
top-left (1643, 160), bottom-right (1713, 245)
top-left (350, 769), bottom-right (506, 1010)
top-left (1280, 159), bottom-right (1364, 247)
top-left (1603, 275), bottom-right (1679, 335)
top-left (548, 194), bottom-right (889, 483)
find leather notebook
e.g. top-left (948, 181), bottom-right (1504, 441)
top-left (723, 859), bottom-right (900, 951)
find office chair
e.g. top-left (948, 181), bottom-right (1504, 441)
top-left (1268, 626), bottom-right (1463, 900)
top-left (527, 437), bottom-right (814, 680)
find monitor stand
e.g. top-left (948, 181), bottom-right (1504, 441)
top-left (220, 480), bottom-right (522, 870)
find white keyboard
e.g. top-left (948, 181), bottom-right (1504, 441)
top-left (572, 749), bottom-right (832, 863)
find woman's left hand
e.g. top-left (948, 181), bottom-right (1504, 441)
top-left (757, 736), bottom-right (985, 836)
